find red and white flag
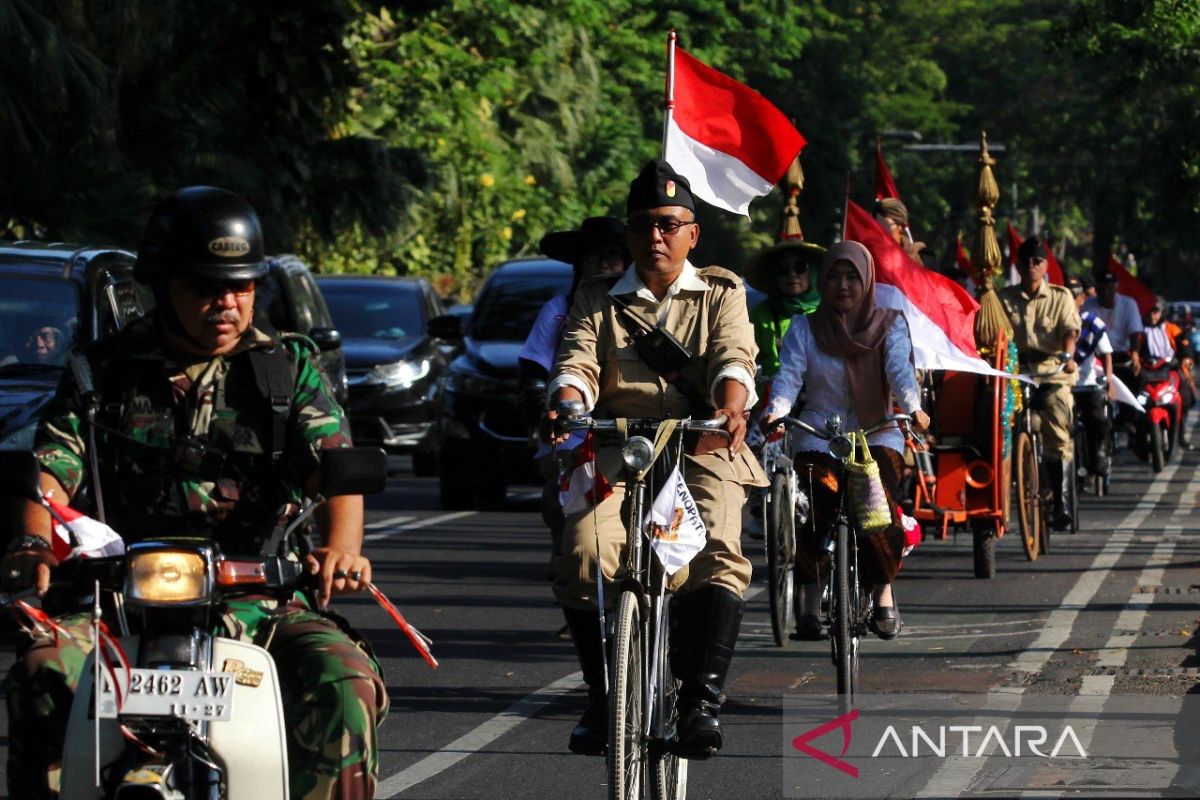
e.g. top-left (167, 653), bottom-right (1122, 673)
top-left (559, 432), bottom-right (613, 516)
top-left (875, 141), bottom-right (900, 201)
top-left (45, 497), bottom-right (125, 561)
top-left (664, 42), bottom-right (805, 216)
top-left (1043, 238), bottom-right (1065, 285)
top-left (1006, 222), bottom-right (1022, 286)
top-left (845, 201), bottom-right (1013, 378)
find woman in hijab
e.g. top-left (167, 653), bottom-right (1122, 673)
top-left (764, 240), bottom-right (928, 641)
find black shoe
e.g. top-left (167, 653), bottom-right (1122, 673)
top-left (562, 607), bottom-right (608, 756)
top-left (670, 587), bottom-right (743, 756)
top-left (1046, 459), bottom-right (1073, 531)
top-left (869, 605), bottom-right (902, 640)
top-left (789, 614), bottom-right (826, 641)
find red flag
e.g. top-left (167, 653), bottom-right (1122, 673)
top-left (955, 235), bottom-right (973, 275)
top-left (1043, 239), bottom-right (1065, 286)
top-left (666, 44), bottom-right (806, 216)
top-left (875, 141), bottom-right (900, 201)
top-left (843, 201), bottom-right (1008, 378)
top-left (1106, 253), bottom-right (1156, 315)
top-left (1006, 223), bottom-right (1022, 267)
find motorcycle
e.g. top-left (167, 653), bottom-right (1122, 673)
top-left (2, 446), bottom-right (387, 800)
top-left (1132, 357), bottom-right (1183, 473)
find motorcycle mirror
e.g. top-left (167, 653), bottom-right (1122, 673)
top-left (0, 450), bottom-right (41, 502)
top-left (320, 447), bottom-right (388, 497)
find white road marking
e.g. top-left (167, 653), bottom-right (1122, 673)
top-left (377, 585), bottom-right (765, 796)
top-left (365, 514), bottom-right (415, 530)
top-left (364, 511), bottom-right (476, 541)
top-left (916, 456), bottom-right (1187, 797)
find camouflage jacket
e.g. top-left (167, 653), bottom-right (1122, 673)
top-left (34, 317), bottom-right (352, 554)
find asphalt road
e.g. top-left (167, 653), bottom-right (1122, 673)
top-left (2, 442), bottom-right (1200, 799)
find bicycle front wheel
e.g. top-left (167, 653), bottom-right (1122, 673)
top-left (766, 470), bottom-right (796, 647)
top-left (833, 521), bottom-right (855, 697)
top-left (649, 600), bottom-right (687, 800)
top-left (1014, 431), bottom-right (1041, 561)
top-left (609, 591), bottom-right (644, 800)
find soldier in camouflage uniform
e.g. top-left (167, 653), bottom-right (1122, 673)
top-left (1, 187), bottom-right (388, 800)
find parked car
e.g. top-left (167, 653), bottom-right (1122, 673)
top-left (315, 275), bottom-right (447, 475)
top-left (255, 255), bottom-right (348, 404)
top-left (430, 258), bottom-right (573, 509)
top-left (0, 241), bottom-right (150, 451)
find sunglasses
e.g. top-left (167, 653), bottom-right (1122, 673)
top-left (775, 262), bottom-right (807, 277)
top-left (181, 276), bottom-right (255, 300)
top-left (626, 216), bottom-right (696, 236)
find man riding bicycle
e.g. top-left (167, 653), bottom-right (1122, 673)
top-left (542, 159), bottom-right (767, 757)
top-left (998, 237), bottom-right (1081, 530)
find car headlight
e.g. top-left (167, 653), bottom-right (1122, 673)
top-left (447, 370), bottom-right (499, 396)
top-left (622, 436), bottom-right (655, 474)
top-left (0, 423), bottom-right (37, 451)
top-left (125, 550), bottom-right (211, 606)
top-left (366, 359), bottom-right (432, 388)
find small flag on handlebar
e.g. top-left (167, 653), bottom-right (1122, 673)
top-left (365, 582), bottom-right (438, 669)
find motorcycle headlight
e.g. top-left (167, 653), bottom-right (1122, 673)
top-left (447, 369), bottom-right (499, 396)
top-left (621, 436), bottom-right (655, 474)
top-left (829, 434), bottom-right (854, 460)
top-left (367, 359), bottom-right (432, 389)
top-left (0, 423), bottom-right (37, 451)
top-left (125, 550), bottom-right (211, 606)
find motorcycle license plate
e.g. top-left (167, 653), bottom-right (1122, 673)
top-left (97, 669), bottom-right (235, 721)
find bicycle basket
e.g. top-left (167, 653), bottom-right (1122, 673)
top-left (847, 431), bottom-right (892, 534)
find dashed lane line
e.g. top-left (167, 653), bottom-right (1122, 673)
top-left (364, 511), bottom-right (476, 542)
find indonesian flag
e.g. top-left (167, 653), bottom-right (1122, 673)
top-left (875, 141), bottom-right (900, 201)
top-left (955, 235), bottom-right (973, 274)
top-left (664, 46), bottom-right (805, 216)
top-left (1106, 253), bottom-right (1156, 315)
top-left (559, 431), bottom-right (613, 515)
top-left (846, 201), bottom-right (1012, 378)
top-left (646, 464), bottom-right (707, 577)
top-left (1006, 222), bottom-right (1022, 286)
top-left (1043, 238), bottom-right (1065, 285)
top-left (45, 497), bottom-right (125, 561)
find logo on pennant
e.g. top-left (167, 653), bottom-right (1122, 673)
top-left (665, 180), bottom-right (676, 198)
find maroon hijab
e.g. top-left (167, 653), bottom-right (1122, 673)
top-left (809, 240), bottom-right (899, 426)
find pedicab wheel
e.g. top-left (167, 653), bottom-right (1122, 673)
top-left (1150, 420), bottom-right (1168, 473)
top-left (832, 522), bottom-right (857, 698)
top-left (609, 591), bottom-right (644, 800)
top-left (766, 471), bottom-right (796, 648)
top-left (971, 519), bottom-right (996, 579)
top-left (1014, 431), bottom-right (1041, 561)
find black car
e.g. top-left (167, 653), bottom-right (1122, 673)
top-left (431, 257), bottom-right (573, 509)
top-left (254, 255), bottom-right (348, 404)
top-left (316, 275), bottom-right (447, 474)
top-left (0, 241), bottom-right (150, 451)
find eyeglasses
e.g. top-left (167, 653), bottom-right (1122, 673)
top-left (181, 277), bottom-right (255, 300)
top-left (626, 216), bottom-right (697, 236)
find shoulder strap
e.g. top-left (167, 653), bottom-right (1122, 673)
top-left (245, 344), bottom-right (295, 462)
top-left (607, 295), bottom-right (712, 417)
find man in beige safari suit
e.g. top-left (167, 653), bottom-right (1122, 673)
top-left (998, 235), bottom-right (1081, 530)
top-left (544, 159), bottom-right (766, 758)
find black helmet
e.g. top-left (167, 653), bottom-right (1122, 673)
top-left (134, 186), bottom-right (269, 284)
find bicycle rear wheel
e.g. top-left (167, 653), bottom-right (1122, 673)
top-left (833, 521), bottom-right (855, 697)
top-left (766, 471), bottom-right (796, 647)
top-left (608, 591), bottom-right (644, 800)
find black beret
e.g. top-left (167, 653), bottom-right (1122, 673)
top-left (1016, 236), bottom-right (1046, 264)
top-left (627, 159), bottom-right (695, 214)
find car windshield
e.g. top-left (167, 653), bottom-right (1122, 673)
top-left (0, 275), bottom-right (80, 369)
top-left (472, 272), bottom-right (571, 341)
top-left (320, 282), bottom-right (424, 340)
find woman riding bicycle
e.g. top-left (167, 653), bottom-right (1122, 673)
top-left (763, 240), bottom-right (928, 641)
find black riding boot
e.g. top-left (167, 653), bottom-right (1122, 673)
top-left (1048, 459), bottom-right (1073, 530)
top-left (670, 587), bottom-right (743, 757)
top-left (563, 607), bottom-right (608, 755)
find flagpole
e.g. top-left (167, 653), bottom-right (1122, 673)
top-left (661, 29), bottom-right (677, 158)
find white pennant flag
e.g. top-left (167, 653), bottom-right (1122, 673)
top-left (645, 464), bottom-right (707, 576)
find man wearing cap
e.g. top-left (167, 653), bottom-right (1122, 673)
top-left (1066, 272), bottom-right (1115, 482)
top-left (998, 237), bottom-right (1081, 529)
top-left (543, 159), bottom-right (766, 758)
top-left (874, 197), bottom-right (927, 263)
top-left (1084, 270), bottom-right (1145, 376)
top-left (519, 217), bottom-right (627, 557)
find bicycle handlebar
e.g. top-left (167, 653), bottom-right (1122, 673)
top-left (777, 412), bottom-right (913, 440)
top-left (556, 412), bottom-right (731, 439)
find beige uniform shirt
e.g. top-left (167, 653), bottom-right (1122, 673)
top-left (550, 262), bottom-right (766, 486)
top-left (998, 281), bottom-right (1082, 385)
